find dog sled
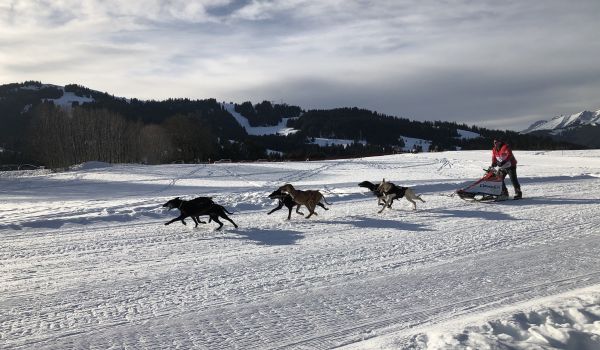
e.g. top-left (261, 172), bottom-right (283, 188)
top-left (456, 167), bottom-right (508, 201)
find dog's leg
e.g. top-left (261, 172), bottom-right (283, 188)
top-left (287, 206), bottom-right (293, 220)
top-left (305, 203), bottom-right (316, 218)
top-left (295, 205), bottom-right (305, 216)
top-left (165, 214), bottom-right (188, 226)
top-left (192, 216), bottom-right (207, 227)
top-left (317, 202), bottom-right (329, 211)
top-left (164, 217), bottom-right (179, 225)
top-left (268, 201), bottom-right (284, 215)
top-left (406, 189), bottom-right (425, 209)
top-left (378, 195), bottom-right (394, 213)
top-left (211, 216), bottom-right (224, 230)
top-left (221, 213), bottom-right (238, 228)
top-left (378, 196), bottom-right (388, 213)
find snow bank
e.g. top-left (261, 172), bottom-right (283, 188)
top-left (349, 287), bottom-right (600, 349)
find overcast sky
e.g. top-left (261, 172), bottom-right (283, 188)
top-left (1, 0), bottom-right (599, 130)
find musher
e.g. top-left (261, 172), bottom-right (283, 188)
top-left (491, 139), bottom-right (522, 200)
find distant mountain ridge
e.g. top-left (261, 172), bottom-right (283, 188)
top-left (522, 108), bottom-right (600, 148)
top-left (523, 109), bottom-right (600, 134)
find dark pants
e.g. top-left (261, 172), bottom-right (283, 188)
top-left (501, 166), bottom-right (521, 194)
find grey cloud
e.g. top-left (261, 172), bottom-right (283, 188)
top-left (2, 0), bottom-right (600, 131)
top-left (231, 62), bottom-right (600, 130)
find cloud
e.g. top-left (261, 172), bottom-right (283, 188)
top-left (1, 0), bottom-right (600, 130)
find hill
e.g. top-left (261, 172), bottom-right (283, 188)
top-left (0, 81), bottom-right (581, 168)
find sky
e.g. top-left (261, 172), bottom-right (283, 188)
top-left (1, 0), bottom-right (599, 130)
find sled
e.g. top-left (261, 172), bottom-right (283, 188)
top-left (456, 167), bottom-right (508, 202)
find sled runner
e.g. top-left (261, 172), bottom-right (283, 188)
top-left (456, 167), bottom-right (508, 202)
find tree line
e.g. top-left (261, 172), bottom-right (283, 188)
top-left (26, 104), bottom-right (218, 168)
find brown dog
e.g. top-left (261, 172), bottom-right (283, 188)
top-left (278, 183), bottom-right (330, 219)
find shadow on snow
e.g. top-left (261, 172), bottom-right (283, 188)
top-left (228, 228), bottom-right (305, 246)
top-left (324, 217), bottom-right (433, 232)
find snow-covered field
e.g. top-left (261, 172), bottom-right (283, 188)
top-left (1, 150), bottom-right (600, 349)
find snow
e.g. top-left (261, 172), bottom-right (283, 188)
top-left (346, 287), bottom-right (600, 349)
top-left (309, 137), bottom-right (367, 147)
top-left (266, 149), bottom-right (284, 156)
top-left (1, 150), bottom-right (600, 349)
top-left (523, 109), bottom-right (600, 133)
top-left (19, 84), bottom-right (42, 90)
top-left (222, 102), bottom-right (300, 136)
top-left (46, 88), bottom-right (94, 108)
top-left (400, 136), bottom-right (432, 151)
top-left (456, 129), bottom-right (481, 140)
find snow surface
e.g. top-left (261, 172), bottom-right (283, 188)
top-left (222, 102), bottom-right (300, 136)
top-left (1, 150), bottom-right (600, 349)
top-left (400, 136), bottom-right (432, 151)
top-left (45, 88), bottom-right (94, 108)
top-left (456, 129), bottom-right (481, 140)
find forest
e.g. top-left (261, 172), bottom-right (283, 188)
top-left (0, 82), bottom-right (581, 169)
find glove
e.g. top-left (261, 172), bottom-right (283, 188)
top-left (499, 161), bottom-right (511, 170)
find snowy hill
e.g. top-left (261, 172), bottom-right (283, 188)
top-left (2, 150), bottom-right (600, 349)
top-left (222, 102), bottom-right (299, 136)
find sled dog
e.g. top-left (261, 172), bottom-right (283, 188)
top-left (163, 197), bottom-right (238, 230)
top-left (278, 184), bottom-right (330, 219)
top-left (267, 188), bottom-right (328, 220)
top-left (377, 179), bottom-right (425, 213)
top-left (358, 180), bottom-right (395, 208)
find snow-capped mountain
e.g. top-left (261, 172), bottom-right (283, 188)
top-left (522, 109), bottom-right (600, 134)
top-left (521, 108), bottom-right (600, 148)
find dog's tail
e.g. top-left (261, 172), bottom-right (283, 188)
top-left (223, 207), bottom-right (234, 214)
top-left (321, 196), bottom-right (332, 205)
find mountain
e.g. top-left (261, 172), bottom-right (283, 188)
top-left (522, 109), bottom-right (600, 147)
top-left (522, 110), bottom-right (600, 133)
top-left (0, 81), bottom-right (582, 168)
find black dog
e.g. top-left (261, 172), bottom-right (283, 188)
top-left (267, 189), bottom-right (328, 220)
top-left (198, 204), bottom-right (239, 230)
top-left (358, 181), bottom-right (394, 208)
top-left (163, 197), bottom-right (238, 230)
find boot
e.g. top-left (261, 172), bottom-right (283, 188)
top-left (497, 189), bottom-right (509, 201)
top-left (514, 189), bottom-right (522, 200)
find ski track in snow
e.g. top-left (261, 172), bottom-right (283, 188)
top-left (1, 151), bottom-right (600, 349)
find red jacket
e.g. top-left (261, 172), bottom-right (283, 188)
top-left (492, 143), bottom-right (517, 168)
